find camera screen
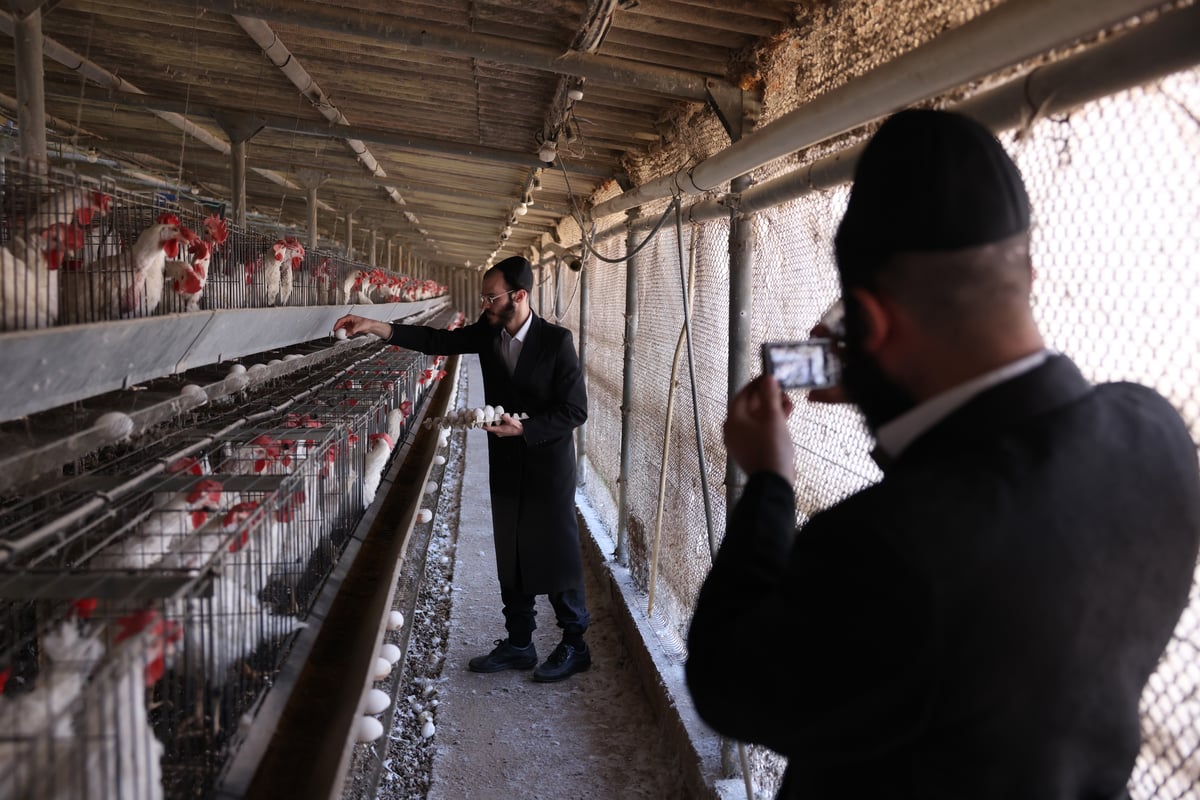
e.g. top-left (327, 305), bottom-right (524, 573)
top-left (762, 339), bottom-right (839, 390)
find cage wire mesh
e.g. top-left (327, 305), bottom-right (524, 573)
top-left (0, 161), bottom-right (447, 328)
top-left (568, 65), bottom-right (1200, 796)
top-left (0, 334), bottom-right (441, 798)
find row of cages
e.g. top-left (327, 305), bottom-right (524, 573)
top-left (0, 338), bottom-right (456, 799)
top-left (0, 162), bottom-right (447, 330)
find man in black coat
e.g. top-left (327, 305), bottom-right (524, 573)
top-left (335, 256), bottom-right (591, 682)
top-left (685, 109), bottom-right (1200, 797)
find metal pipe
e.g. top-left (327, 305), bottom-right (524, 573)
top-left (13, 9), bottom-right (47, 173)
top-left (586, 1), bottom-right (1200, 247)
top-left (307, 186), bottom-right (319, 250)
top-left (615, 212), bottom-right (640, 566)
top-left (725, 174), bottom-right (755, 514)
top-left (588, 0), bottom-right (1170, 220)
top-left (576, 261), bottom-right (590, 479)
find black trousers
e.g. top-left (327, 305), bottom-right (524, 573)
top-left (500, 584), bottom-right (589, 644)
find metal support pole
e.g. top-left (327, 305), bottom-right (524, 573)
top-left (306, 186), bottom-right (318, 249)
top-left (576, 261), bottom-right (589, 479)
top-left (344, 212), bottom-right (355, 259)
top-left (725, 174), bottom-right (756, 512)
top-left (615, 211), bottom-right (640, 566)
top-left (231, 140), bottom-right (247, 228)
top-left (13, 9), bottom-right (47, 174)
top-left (369, 230), bottom-right (377, 267)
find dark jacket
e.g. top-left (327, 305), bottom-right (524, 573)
top-left (686, 355), bottom-right (1200, 799)
top-left (388, 313), bottom-right (588, 594)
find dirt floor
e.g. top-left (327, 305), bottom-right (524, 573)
top-left (346, 356), bottom-right (693, 800)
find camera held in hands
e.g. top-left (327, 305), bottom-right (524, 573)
top-left (761, 339), bottom-right (840, 390)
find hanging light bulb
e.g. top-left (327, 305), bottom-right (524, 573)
top-left (516, 204), bottom-right (528, 216)
top-left (567, 85), bottom-right (584, 102)
top-left (85, 147), bottom-right (98, 164)
top-left (537, 140), bottom-right (557, 163)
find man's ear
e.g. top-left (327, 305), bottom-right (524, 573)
top-left (848, 287), bottom-right (890, 353)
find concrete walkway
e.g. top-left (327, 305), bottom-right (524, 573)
top-left (425, 356), bottom-right (689, 800)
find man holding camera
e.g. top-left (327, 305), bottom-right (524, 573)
top-left (685, 109), bottom-right (1200, 797)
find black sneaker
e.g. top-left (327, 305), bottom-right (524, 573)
top-left (532, 641), bottom-right (591, 683)
top-left (468, 639), bottom-right (538, 673)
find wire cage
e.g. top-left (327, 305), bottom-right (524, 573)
top-left (0, 330), bottom-right (446, 798)
top-left (0, 161), bottom-right (448, 328)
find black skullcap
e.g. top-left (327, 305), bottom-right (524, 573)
top-left (835, 108), bottom-right (1031, 287)
top-left (492, 255), bottom-right (534, 292)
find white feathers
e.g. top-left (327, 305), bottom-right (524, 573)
top-left (421, 718), bottom-right (436, 739)
top-left (95, 411), bottom-right (134, 442)
top-left (362, 433), bottom-right (396, 508)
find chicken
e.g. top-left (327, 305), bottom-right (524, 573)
top-left (361, 432), bottom-right (395, 508)
top-left (60, 221), bottom-right (186, 323)
top-left (312, 257), bottom-right (338, 305)
top-left (163, 230), bottom-right (211, 313)
top-left (91, 479), bottom-right (225, 570)
top-left (263, 237), bottom-right (305, 307)
top-left (1, 222), bottom-right (85, 331)
top-left (21, 188), bottom-right (112, 232)
top-left (342, 268), bottom-right (384, 305)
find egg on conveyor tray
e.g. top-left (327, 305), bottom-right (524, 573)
top-left (357, 715), bottom-right (384, 743)
top-left (180, 384), bottom-right (208, 405)
top-left (387, 610), bottom-right (405, 630)
top-left (433, 455), bottom-right (447, 466)
top-left (380, 643), bottom-right (402, 665)
top-left (364, 688), bottom-right (390, 716)
top-left (373, 656), bottom-right (392, 681)
top-left (416, 508), bottom-right (433, 523)
top-left (95, 411), bottom-right (135, 442)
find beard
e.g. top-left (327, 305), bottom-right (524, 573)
top-left (485, 301), bottom-right (517, 329)
top-left (839, 311), bottom-right (917, 436)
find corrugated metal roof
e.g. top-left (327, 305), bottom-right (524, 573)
top-left (0, 0), bottom-right (801, 268)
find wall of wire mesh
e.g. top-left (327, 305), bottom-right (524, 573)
top-left (0, 337), bottom-right (446, 799)
top-left (0, 163), bottom-right (447, 330)
top-left (566, 69), bottom-right (1200, 796)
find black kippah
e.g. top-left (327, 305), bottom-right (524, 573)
top-left (835, 108), bottom-right (1031, 286)
top-left (492, 255), bottom-right (534, 292)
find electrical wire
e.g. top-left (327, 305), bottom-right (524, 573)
top-left (556, 156), bottom-right (678, 264)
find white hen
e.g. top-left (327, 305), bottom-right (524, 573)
top-left (60, 222), bottom-right (185, 323)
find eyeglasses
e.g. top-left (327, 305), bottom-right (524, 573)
top-left (480, 289), bottom-right (517, 305)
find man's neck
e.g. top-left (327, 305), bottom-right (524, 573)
top-left (506, 306), bottom-right (532, 337)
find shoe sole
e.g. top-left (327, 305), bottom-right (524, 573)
top-left (467, 658), bottom-right (538, 673)
top-left (531, 659), bottom-right (592, 683)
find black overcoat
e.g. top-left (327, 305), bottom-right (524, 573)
top-left (387, 313), bottom-right (587, 594)
top-left (686, 355), bottom-right (1200, 799)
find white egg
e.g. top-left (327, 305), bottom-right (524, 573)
top-left (416, 508), bottom-right (433, 523)
top-left (357, 715), bottom-right (384, 743)
top-left (433, 455), bottom-right (447, 466)
top-left (227, 363), bottom-right (247, 375)
top-left (95, 411), bottom-right (134, 441)
top-left (268, 359), bottom-right (282, 366)
top-left (180, 384), bottom-right (207, 404)
top-left (363, 688), bottom-right (390, 715)
top-left (493, 405), bottom-right (504, 417)
top-left (421, 719), bottom-right (436, 739)
top-left (424, 481), bottom-right (439, 493)
top-left (248, 363), bottom-right (268, 374)
top-left (483, 404), bottom-right (495, 419)
top-left (387, 610), bottom-right (404, 630)
top-left (284, 353), bottom-right (303, 361)
top-left (373, 656), bottom-right (392, 680)
top-left (335, 328), bottom-right (348, 340)
top-left (380, 643), bottom-right (402, 665)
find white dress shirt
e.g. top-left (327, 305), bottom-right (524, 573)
top-left (875, 349), bottom-right (1052, 461)
top-left (500, 311), bottom-right (534, 374)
